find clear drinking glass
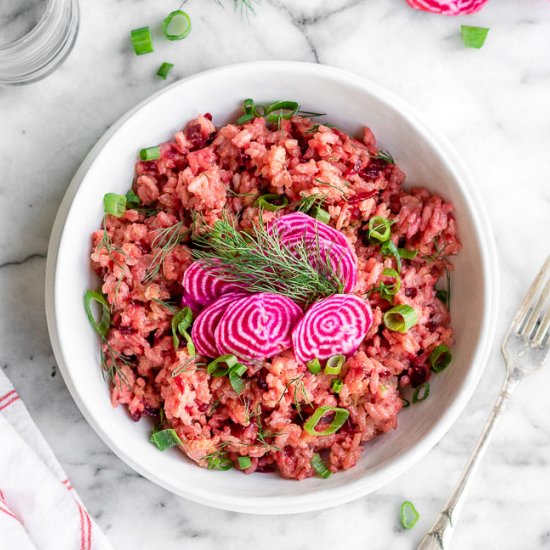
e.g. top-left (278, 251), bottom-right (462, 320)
top-left (0, 0), bottom-right (79, 86)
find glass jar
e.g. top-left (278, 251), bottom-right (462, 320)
top-left (0, 0), bottom-right (79, 86)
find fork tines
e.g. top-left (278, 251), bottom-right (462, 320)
top-left (513, 255), bottom-right (550, 347)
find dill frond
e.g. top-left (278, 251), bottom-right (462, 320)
top-left (191, 213), bottom-right (344, 306)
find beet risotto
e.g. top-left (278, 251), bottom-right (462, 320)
top-left (86, 99), bottom-right (460, 480)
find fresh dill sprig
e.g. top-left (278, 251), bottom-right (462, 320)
top-left (423, 237), bottom-right (452, 309)
top-left (191, 212), bottom-right (344, 306)
top-left (296, 192), bottom-right (327, 215)
top-left (253, 409), bottom-right (283, 452)
top-left (98, 215), bottom-right (127, 300)
top-left (143, 221), bottom-right (189, 283)
top-left (100, 338), bottom-right (131, 389)
top-left (372, 150), bottom-right (395, 165)
top-left (151, 297), bottom-right (179, 313)
top-left (314, 178), bottom-right (350, 199)
top-left (172, 356), bottom-right (207, 377)
top-left (203, 442), bottom-right (232, 470)
top-left (212, 0), bottom-right (257, 14)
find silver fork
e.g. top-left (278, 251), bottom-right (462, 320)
top-left (417, 255), bottom-right (550, 549)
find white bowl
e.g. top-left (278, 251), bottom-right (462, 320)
top-left (45, 61), bottom-right (498, 514)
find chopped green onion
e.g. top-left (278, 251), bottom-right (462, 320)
top-left (430, 345), bottom-right (452, 373)
top-left (243, 98), bottom-right (254, 113)
top-left (311, 453), bottom-right (332, 479)
top-left (130, 27), bottom-right (154, 56)
top-left (125, 190), bottom-right (141, 209)
top-left (401, 398), bottom-right (410, 408)
top-left (228, 363), bottom-right (247, 395)
top-left (171, 307), bottom-right (194, 353)
top-left (156, 62), bottom-right (174, 80)
top-left (150, 428), bottom-right (182, 450)
top-left (304, 406), bottom-right (350, 436)
top-left (461, 25), bottom-right (489, 49)
top-left (412, 383), bottom-right (430, 404)
top-left (383, 304), bottom-right (417, 333)
top-left (381, 240), bottom-right (402, 272)
top-left (325, 354), bottom-right (345, 375)
top-left (238, 456), bottom-right (252, 469)
top-left (236, 113), bottom-right (255, 124)
top-left (312, 207), bottom-right (330, 224)
top-left (400, 500), bottom-right (420, 529)
top-left (162, 10), bottom-right (192, 41)
top-left (84, 290), bottom-right (111, 337)
top-left (398, 248), bottom-right (418, 260)
top-left (368, 216), bottom-right (392, 242)
top-left (256, 194), bottom-right (289, 212)
top-left (264, 100), bottom-right (300, 124)
top-left (331, 379), bottom-right (343, 394)
top-left (380, 267), bottom-right (401, 301)
top-left (139, 146), bottom-right (161, 161)
top-left (207, 354), bottom-right (239, 377)
top-left (103, 193), bottom-right (126, 218)
top-left (307, 358), bottom-right (321, 375)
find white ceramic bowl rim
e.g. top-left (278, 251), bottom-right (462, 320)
top-left (45, 61), bottom-right (499, 514)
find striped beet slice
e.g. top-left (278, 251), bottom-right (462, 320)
top-left (268, 212), bottom-right (356, 259)
top-left (191, 292), bottom-right (248, 358)
top-left (404, 0), bottom-right (488, 15)
top-left (281, 234), bottom-right (357, 293)
top-left (182, 261), bottom-right (243, 307)
top-left (292, 294), bottom-right (373, 363)
top-left (215, 293), bottom-right (303, 360)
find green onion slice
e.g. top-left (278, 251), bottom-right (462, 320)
top-left (412, 383), bottom-right (430, 404)
top-left (156, 62), bottom-right (174, 80)
top-left (150, 428), bottom-right (182, 450)
top-left (228, 363), bottom-right (247, 395)
top-left (171, 307), bottom-right (194, 352)
top-left (312, 207), bottom-right (330, 224)
top-left (368, 216), bottom-right (392, 242)
top-left (400, 500), bottom-right (420, 529)
top-left (256, 194), bottom-right (289, 212)
top-left (103, 193), bottom-right (126, 218)
top-left (383, 304), bottom-right (417, 333)
top-left (461, 25), bottom-right (489, 49)
top-left (324, 354), bottom-right (345, 375)
top-left (381, 239), bottom-right (402, 272)
top-left (162, 10), bottom-right (192, 41)
top-left (398, 248), bottom-right (418, 260)
top-left (139, 146), bottom-right (161, 161)
top-left (304, 406), bottom-right (350, 436)
top-left (130, 27), bottom-right (154, 56)
top-left (331, 379), bottom-right (343, 394)
top-left (236, 113), bottom-right (255, 125)
top-left (380, 267), bottom-right (401, 300)
top-left (430, 345), bottom-right (452, 373)
top-left (401, 398), bottom-right (410, 408)
top-left (264, 100), bottom-right (299, 124)
top-left (208, 455), bottom-right (233, 471)
top-left (207, 354), bottom-right (239, 377)
top-left (84, 290), bottom-right (111, 337)
top-left (436, 289), bottom-right (449, 305)
top-left (125, 190), bottom-right (141, 209)
top-left (238, 456), bottom-right (252, 469)
top-left (311, 453), bottom-right (332, 479)
top-left (307, 358), bottom-right (321, 375)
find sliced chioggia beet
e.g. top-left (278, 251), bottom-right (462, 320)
top-left (404, 0), bottom-right (488, 15)
top-left (182, 261), bottom-right (242, 307)
top-left (269, 212), bottom-right (358, 293)
top-left (292, 294), bottom-right (373, 363)
top-left (191, 293), bottom-right (248, 358)
top-left (215, 293), bottom-right (303, 360)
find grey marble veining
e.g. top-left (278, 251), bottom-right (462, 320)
top-left (1, 0), bottom-right (549, 548)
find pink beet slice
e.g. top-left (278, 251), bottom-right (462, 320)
top-left (191, 292), bottom-right (248, 358)
top-left (280, 233), bottom-right (357, 293)
top-left (292, 294), bottom-right (373, 363)
top-left (215, 293), bottom-right (303, 360)
top-left (182, 261), bottom-right (243, 307)
top-left (404, 0), bottom-right (488, 15)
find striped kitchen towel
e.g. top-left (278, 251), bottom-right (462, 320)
top-left (0, 370), bottom-right (112, 550)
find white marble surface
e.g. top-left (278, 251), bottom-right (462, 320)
top-left (1, 0), bottom-right (550, 548)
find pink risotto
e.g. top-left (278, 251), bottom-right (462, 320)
top-left (89, 102), bottom-right (460, 479)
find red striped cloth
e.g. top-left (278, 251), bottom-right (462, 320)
top-left (0, 372), bottom-right (112, 549)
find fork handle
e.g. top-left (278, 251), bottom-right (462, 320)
top-left (417, 373), bottom-right (523, 550)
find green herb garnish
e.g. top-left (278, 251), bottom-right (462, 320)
top-left (171, 307), bottom-right (195, 355)
top-left (324, 354), bottom-right (345, 375)
top-left (430, 345), bottom-right (452, 373)
top-left (412, 383), bottom-right (430, 404)
top-left (162, 10), bottom-right (191, 41)
top-left (372, 150), bottom-right (395, 165)
top-left (311, 453), bottom-right (332, 479)
top-left (84, 290), bottom-right (111, 337)
top-left (461, 25), bottom-right (489, 49)
top-left (383, 304), bottom-right (417, 333)
top-left (139, 146), bottom-right (160, 161)
top-left (150, 429), bottom-right (182, 451)
top-left (400, 500), bottom-right (420, 529)
top-left (303, 406), bottom-right (349, 436)
top-left (130, 27), bottom-right (154, 56)
top-left (192, 212), bottom-right (344, 306)
top-left (156, 62), bottom-right (174, 80)
top-left (238, 456), bottom-right (252, 469)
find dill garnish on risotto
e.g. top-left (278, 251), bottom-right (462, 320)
top-left (85, 99), bottom-right (460, 479)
